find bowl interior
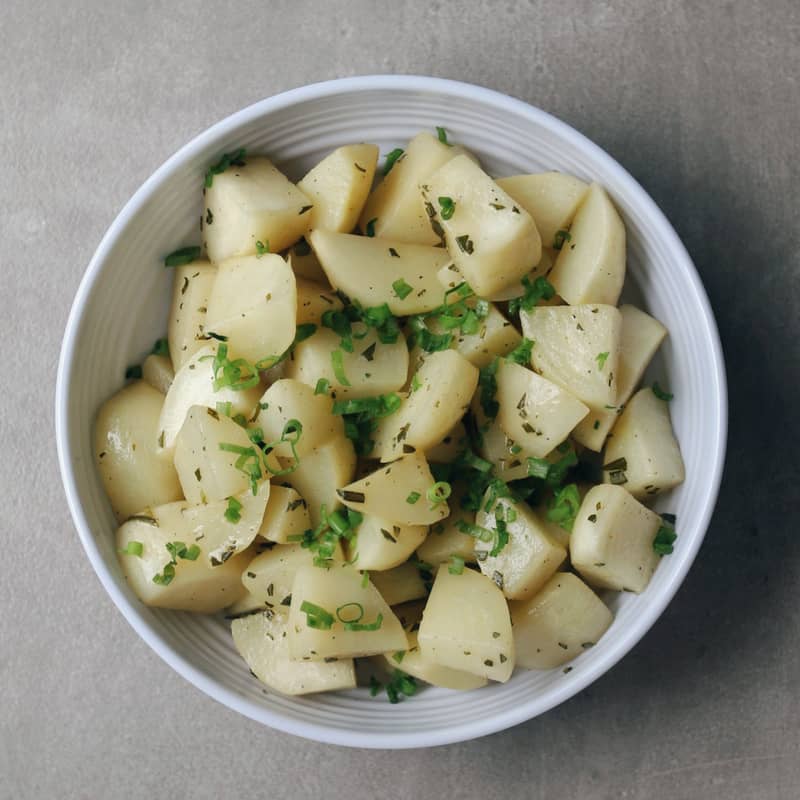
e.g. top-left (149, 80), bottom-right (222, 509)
top-left (56, 76), bottom-right (726, 748)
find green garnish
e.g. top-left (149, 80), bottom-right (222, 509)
top-left (224, 496), bottom-right (243, 523)
top-left (506, 338), bottom-right (534, 365)
top-left (125, 365), bottom-right (142, 380)
top-left (314, 377), bottom-right (330, 395)
top-left (596, 352), bottom-right (610, 370)
top-left (546, 483), bottom-right (581, 532)
top-left (448, 555), bottom-right (465, 575)
top-left (427, 481), bottom-right (452, 506)
top-left (331, 349), bottom-right (351, 386)
top-left (164, 245), bottom-right (202, 268)
top-left (407, 315), bottom-right (452, 353)
top-left (507, 275), bottom-right (555, 316)
top-left (343, 612), bottom-right (383, 632)
top-left (361, 570), bottom-right (369, 588)
top-left (526, 457), bottom-right (550, 480)
top-left (255, 240), bottom-right (269, 257)
top-left (392, 278), bottom-right (413, 300)
top-left (153, 541), bottom-right (201, 585)
top-left (300, 600), bottom-right (335, 630)
top-left (383, 148), bottom-right (404, 175)
top-left (455, 234), bottom-right (474, 254)
top-left (477, 358), bottom-right (500, 419)
top-left (436, 126), bottom-right (451, 146)
top-left (204, 147), bottom-right (246, 188)
top-left (218, 443), bottom-right (263, 493)
top-left (489, 515), bottom-right (509, 557)
top-left (151, 338), bottom-right (169, 357)
top-left (602, 456), bottom-right (628, 485)
top-left (333, 393), bottom-right (402, 456)
top-left (553, 229), bottom-right (572, 250)
top-left (335, 602), bottom-right (364, 624)
top-left (455, 520), bottom-right (495, 542)
top-left (438, 196), bottom-right (455, 220)
top-left (652, 382), bottom-right (674, 401)
top-left (410, 373), bottom-right (422, 392)
top-left (216, 401), bottom-right (232, 416)
top-left (209, 343), bottom-right (260, 391)
top-left (365, 218), bottom-right (377, 237)
top-left (118, 541), bottom-right (143, 557)
top-left (653, 524), bottom-right (677, 555)
top-left (406, 491), bottom-right (421, 505)
top-left (254, 324), bottom-right (317, 371)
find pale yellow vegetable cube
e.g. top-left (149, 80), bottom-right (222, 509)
top-left (473, 400), bottom-right (533, 482)
top-left (286, 326), bottom-right (408, 399)
top-left (95, 381), bottom-right (182, 522)
top-left (202, 156), bottom-right (313, 262)
top-left (359, 132), bottom-right (474, 244)
top-left (232, 608), bottom-right (356, 695)
top-left (242, 543), bottom-right (343, 608)
top-left (308, 229), bottom-right (450, 315)
top-left (225, 588), bottom-right (272, 618)
top-left (287, 243), bottom-right (328, 284)
top-left (288, 565), bottom-right (408, 660)
top-left (345, 514), bottom-right (428, 571)
top-left (297, 143), bottom-right (379, 232)
top-left (370, 563), bottom-right (427, 606)
top-left (141, 353), bottom-right (174, 394)
top-left (174, 405), bottom-right (258, 504)
top-left (337, 452), bottom-right (449, 526)
top-left (417, 568), bottom-right (514, 682)
top-left (282, 435), bottom-right (356, 527)
top-left (496, 360), bottom-right (589, 458)
top-left (570, 484), bottom-right (662, 592)
top-left (520, 304), bottom-right (622, 408)
top-left (116, 514), bottom-right (251, 613)
top-left (475, 496), bottom-right (566, 600)
top-left (602, 388), bottom-right (685, 499)
top-left (510, 572), bottom-right (613, 669)
top-left (548, 183), bottom-right (626, 306)
top-left (373, 350), bottom-right (478, 462)
top-left (416, 485), bottom-right (477, 565)
top-left (167, 260), bottom-right (217, 370)
top-left (157, 344), bottom-right (262, 451)
top-left (495, 172), bottom-right (589, 248)
top-left (295, 278), bottom-right (343, 326)
top-left (257, 485), bottom-right (310, 543)
top-left (205, 253), bottom-right (297, 364)
top-left (573, 305), bottom-right (668, 451)
top-left (255, 379), bottom-right (345, 459)
top-left (422, 155), bottom-right (541, 297)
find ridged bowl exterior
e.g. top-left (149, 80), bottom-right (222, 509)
top-left (55, 76), bottom-right (727, 748)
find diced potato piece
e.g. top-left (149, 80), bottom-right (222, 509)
top-left (495, 172), bottom-right (589, 248)
top-left (602, 388), bottom-right (685, 499)
top-left (242, 542), bottom-right (343, 607)
top-left (282, 436), bottom-right (356, 527)
top-left (297, 143), bottom-right (379, 232)
top-left (382, 605), bottom-right (487, 690)
top-left (475, 496), bottom-right (566, 601)
top-left (417, 568), bottom-right (514, 682)
top-left (168, 260), bottom-right (217, 370)
top-left (95, 381), bottom-right (183, 522)
top-left (425, 421), bottom-right (468, 463)
top-left (295, 278), bottom-right (343, 326)
top-left (337, 452), bottom-right (449, 526)
top-left (573, 305), bottom-right (667, 451)
top-left (370, 563), bottom-right (427, 606)
top-left (373, 350), bottom-right (477, 462)
top-left (287, 242), bottom-right (328, 284)
top-left (510, 572), bottom-right (613, 669)
top-left (205, 253), bottom-right (296, 364)
top-left (286, 326), bottom-right (408, 399)
top-left (308, 230), bottom-right (449, 315)
top-left (422, 155), bottom-right (541, 297)
top-left (570, 484), bottom-right (662, 592)
top-left (153, 487), bottom-right (268, 567)
top-left (232, 608), bottom-right (356, 695)
top-left (141, 353), bottom-right (174, 394)
top-left (359, 132), bottom-right (474, 244)
top-left (496, 361), bottom-right (589, 458)
top-left (548, 183), bottom-right (626, 306)
top-left (225, 588), bottom-right (272, 618)
top-left (116, 513), bottom-right (251, 612)
top-left (416, 484), bottom-right (477, 565)
top-left (174, 405), bottom-right (258, 503)
top-left (520, 304), bottom-right (622, 408)
top-left (345, 514), bottom-right (428, 571)
top-left (255, 379), bottom-right (345, 458)
top-left (157, 344), bottom-right (262, 451)
top-left (258, 485), bottom-right (310, 543)
top-left (202, 156), bottom-right (313, 263)
top-left (288, 565), bottom-right (408, 660)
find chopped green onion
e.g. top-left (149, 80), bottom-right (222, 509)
top-left (392, 278), bottom-right (413, 300)
top-left (526, 457), bottom-right (550, 480)
top-left (216, 401), bottom-right (232, 417)
top-left (361, 570), bottom-right (369, 589)
top-left (546, 484), bottom-right (581, 532)
top-left (653, 525), bottom-right (677, 555)
top-left (151, 338), bottom-right (169, 357)
top-left (224, 496), bottom-right (243, 523)
top-left (255, 240), bottom-right (269, 257)
top-left (448, 555), bottom-right (465, 575)
top-left (478, 358), bottom-right (500, 419)
top-left (490, 515), bottom-right (509, 557)
top-left (411, 373), bottom-right (422, 392)
top-left (204, 147), bottom-right (246, 188)
top-left (383, 148), bottom-right (405, 175)
top-left (209, 343), bottom-right (260, 391)
top-left (164, 245), bottom-right (202, 267)
top-left (652, 381), bottom-right (674, 401)
top-left (427, 481), bottom-right (452, 506)
top-left (438, 196), bottom-right (455, 220)
top-left (436, 126), bottom-right (451, 146)
top-left (455, 520), bottom-right (495, 542)
top-left (299, 600), bottom-right (335, 630)
top-left (218, 442), bottom-right (262, 493)
top-left (508, 275), bottom-right (556, 316)
top-left (553, 229), bottom-right (572, 250)
top-left (596, 351), bottom-right (610, 370)
top-left (332, 394), bottom-right (401, 419)
top-left (406, 491), bottom-right (421, 505)
top-left (330, 349), bottom-right (351, 386)
top-left (335, 602), bottom-right (364, 624)
top-left (118, 541), bottom-right (143, 557)
top-left (343, 612), bottom-right (383, 632)
top-left (506, 338), bottom-right (534, 365)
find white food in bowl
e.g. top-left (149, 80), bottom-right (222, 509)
top-left (55, 75), bottom-right (727, 749)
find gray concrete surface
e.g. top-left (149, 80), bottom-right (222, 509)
top-left (2, 0), bottom-right (799, 797)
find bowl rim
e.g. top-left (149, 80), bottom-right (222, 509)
top-left (55, 73), bottom-right (728, 749)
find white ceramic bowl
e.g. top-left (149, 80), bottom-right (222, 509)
top-left (56, 75), bottom-right (727, 748)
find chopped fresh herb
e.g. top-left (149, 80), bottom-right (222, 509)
top-left (332, 394), bottom-right (402, 419)
top-left (455, 520), bottom-right (495, 542)
top-left (388, 247), bottom-right (400, 258)
top-left (546, 483), bottom-right (581, 532)
top-left (490, 516), bottom-right (509, 557)
top-left (300, 601), bottom-right (335, 630)
top-left (125, 364), bottom-right (142, 380)
top-left (205, 331), bottom-right (228, 342)
top-left (361, 342), bottom-right (376, 361)
top-left (427, 481), bottom-right (451, 507)
top-left (410, 372), bottom-right (422, 392)
top-left (448, 555), bottom-right (465, 575)
top-left (392, 651), bottom-right (406, 664)
top-left (392, 278), bottom-right (413, 300)
top-left (455, 234), bottom-right (474, 254)
top-left (343, 612), bottom-right (383, 632)
top-left (361, 570), bottom-right (370, 588)
top-left (224, 496), bottom-right (243, 523)
top-left (508, 275), bottom-right (556, 316)
top-left (553, 229), bottom-right (572, 250)
top-left (436, 126), bottom-right (451, 146)
top-left (652, 382), bottom-right (674, 401)
top-left (255, 240), bottom-right (269, 257)
top-left (118, 541), bottom-right (143, 557)
top-left (331, 349), bottom-right (351, 386)
top-left (478, 358), bottom-right (500, 419)
top-left (596, 351), bottom-right (610, 370)
top-left (406, 491), bottom-right (421, 505)
top-left (254, 324), bottom-right (316, 371)
top-left (365, 218), bottom-right (377, 237)
top-left (314, 377), bottom-right (330, 395)
top-left (526, 457), bottom-right (550, 480)
top-left (164, 245), bottom-right (202, 267)
top-left (208, 343), bottom-right (259, 391)
top-left (438, 196), bottom-right (455, 220)
top-left (383, 148), bottom-right (404, 175)
top-left (335, 602), bottom-right (364, 624)
top-left (653, 524), bottom-right (678, 555)
top-left (506, 338), bottom-right (534, 365)
top-left (153, 541), bottom-right (200, 585)
top-left (218, 443), bottom-right (262, 493)
top-left (298, 205), bottom-right (313, 215)
top-left (204, 147), bottom-right (246, 188)
top-left (216, 401), bottom-right (232, 416)
top-left (407, 315), bottom-right (452, 353)
top-left (151, 338), bottom-right (169, 357)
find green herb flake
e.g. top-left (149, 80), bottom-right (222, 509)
top-left (299, 600), bottom-right (335, 630)
top-left (653, 524), bottom-right (678, 555)
top-left (331, 349), bottom-right (351, 386)
top-left (596, 351), bottom-right (610, 370)
top-left (438, 196), bottom-right (456, 220)
top-left (506, 338), bottom-right (534, 365)
top-left (224, 496), bottom-right (243, 523)
top-left (164, 245), bottom-right (202, 268)
top-left (151, 338), bottom-right (169, 357)
top-left (553, 229), bottom-right (572, 250)
top-left (406, 491), bottom-right (421, 505)
top-left (118, 541), bottom-right (144, 557)
top-left (508, 275), bottom-right (556, 316)
top-left (204, 147), bottom-right (246, 188)
top-left (652, 381), bottom-right (674, 401)
top-left (448, 555), bottom-right (465, 575)
top-left (455, 234), bottom-right (474, 254)
top-left (383, 148), bottom-right (404, 175)
top-left (314, 377), bottom-right (330, 395)
top-left (255, 240), bottom-right (269, 257)
top-left (392, 278), bottom-right (413, 300)
top-left (546, 483), bottom-right (581, 532)
top-left (436, 126), bottom-right (451, 146)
